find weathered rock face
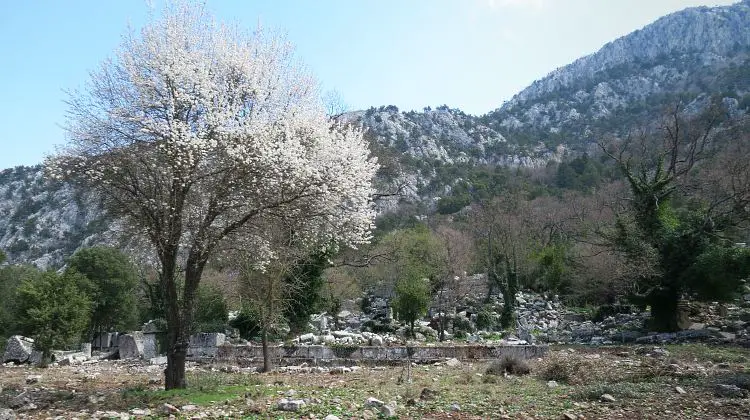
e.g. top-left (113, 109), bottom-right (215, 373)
top-left (487, 1), bottom-right (750, 141)
top-left (2, 336), bottom-right (34, 363)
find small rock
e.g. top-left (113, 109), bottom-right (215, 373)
top-left (0, 408), bottom-right (15, 420)
top-left (380, 404), bottom-right (396, 417)
top-left (277, 398), bottom-right (306, 411)
top-left (324, 415), bottom-right (341, 420)
top-left (445, 358), bottom-right (461, 367)
top-left (450, 403), bottom-right (461, 411)
top-left (130, 408), bottom-right (151, 417)
top-left (25, 375), bottom-right (41, 384)
top-left (420, 388), bottom-right (437, 400)
top-left (361, 409), bottom-right (376, 419)
top-left (149, 356), bottom-right (168, 365)
top-left (161, 403), bottom-right (180, 414)
top-left (675, 386), bottom-right (686, 394)
top-left (365, 397), bottom-right (384, 407)
top-left (547, 380), bottom-right (559, 388)
top-left (181, 405), bottom-right (198, 411)
top-left (715, 384), bottom-right (747, 398)
top-left (561, 413), bottom-right (577, 420)
top-left (330, 366), bottom-right (351, 374)
top-left (600, 393), bottom-right (616, 403)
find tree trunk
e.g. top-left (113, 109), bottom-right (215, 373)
top-left (410, 320), bottom-right (415, 338)
top-left (262, 328), bottom-right (271, 373)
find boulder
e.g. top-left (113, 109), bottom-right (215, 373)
top-left (277, 398), bottom-right (306, 411)
top-left (2, 336), bottom-right (34, 363)
top-left (142, 333), bottom-right (159, 359)
top-left (715, 384), bottom-right (747, 398)
top-left (118, 333), bottom-right (145, 359)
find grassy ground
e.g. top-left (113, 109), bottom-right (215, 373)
top-left (0, 344), bottom-right (749, 419)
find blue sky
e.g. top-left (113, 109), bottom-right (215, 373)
top-left (0, 0), bottom-right (736, 169)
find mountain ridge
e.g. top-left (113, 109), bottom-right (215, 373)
top-left (2, 1), bottom-right (750, 267)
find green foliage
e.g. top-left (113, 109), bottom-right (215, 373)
top-left (393, 275), bottom-right (431, 337)
top-left (229, 305), bottom-right (262, 340)
top-left (555, 153), bottom-right (604, 192)
top-left (193, 283), bottom-right (228, 333)
top-left (14, 270), bottom-right (92, 361)
top-left (532, 243), bottom-right (573, 294)
top-left (475, 306), bottom-right (496, 331)
top-left (66, 247), bottom-right (139, 335)
top-left (0, 264), bottom-right (39, 341)
top-left (684, 246), bottom-right (750, 301)
top-left (283, 250), bottom-right (331, 335)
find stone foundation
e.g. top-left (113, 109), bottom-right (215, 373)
top-left (214, 344), bottom-right (547, 366)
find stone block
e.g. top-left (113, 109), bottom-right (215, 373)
top-left (118, 332), bottom-right (145, 359)
top-left (2, 336), bottom-right (34, 363)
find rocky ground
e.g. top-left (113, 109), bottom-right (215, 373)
top-left (1, 343), bottom-right (749, 419)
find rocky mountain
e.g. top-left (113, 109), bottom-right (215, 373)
top-left (484, 0), bottom-right (750, 145)
top-left (2, 1), bottom-right (749, 267)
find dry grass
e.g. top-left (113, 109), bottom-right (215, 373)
top-left (0, 345), bottom-right (749, 419)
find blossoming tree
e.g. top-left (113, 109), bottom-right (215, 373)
top-left (47, 3), bottom-right (377, 389)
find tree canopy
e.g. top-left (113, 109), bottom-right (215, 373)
top-left (47, 2), bottom-right (376, 389)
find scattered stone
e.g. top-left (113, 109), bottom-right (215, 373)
top-left (147, 356), bottom-right (167, 365)
top-left (324, 415), bottom-right (341, 420)
top-left (25, 375), bottom-right (41, 384)
top-left (380, 404), bottom-right (397, 417)
top-left (450, 403), bottom-right (461, 411)
top-left (277, 398), bottom-right (306, 411)
top-left (365, 397), bottom-right (385, 407)
top-left (420, 388), bottom-right (437, 400)
top-left (181, 405), bottom-right (198, 411)
top-left (361, 409), bottom-right (376, 419)
top-left (330, 366), bottom-right (352, 374)
top-left (0, 408), bottom-right (15, 420)
top-left (561, 413), bottom-right (578, 420)
top-left (547, 380), bottom-right (559, 388)
top-left (715, 384), bottom-right (747, 398)
top-left (675, 386), bottom-right (687, 394)
top-left (600, 393), bottom-right (616, 403)
top-left (220, 365), bottom-right (240, 373)
top-left (445, 358), bottom-right (461, 367)
top-left (130, 408), bottom-right (151, 416)
top-left (161, 403), bottom-right (180, 414)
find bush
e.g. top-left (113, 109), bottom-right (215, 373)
top-left (486, 355), bottom-right (531, 376)
top-left (229, 306), bottom-right (261, 340)
top-left (539, 358), bottom-right (580, 384)
top-left (66, 247), bottom-right (139, 335)
top-left (15, 270), bottom-right (92, 363)
top-left (193, 284), bottom-right (228, 333)
top-left (475, 308), bottom-right (495, 331)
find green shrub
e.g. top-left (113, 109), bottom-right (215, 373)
top-left (193, 284), bottom-right (228, 333)
top-left (475, 308), bottom-right (495, 331)
top-left (66, 247), bottom-right (139, 335)
top-left (487, 355), bottom-right (531, 376)
top-left (15, 270), bottom-right (92, 363)
top-left (229, 306), bottom-right (261, 340)
top-left (539, 358), bottom-right (580, 384)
